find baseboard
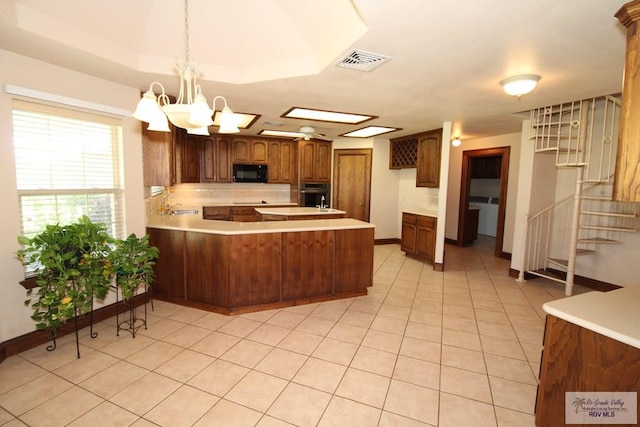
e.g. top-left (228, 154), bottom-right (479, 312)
top-left (433, 262), bottom-right (444, 272)
top-left (375, 238), bottom-right (400, 245)
top-left (444, 238), bottom-right (458, 246)
top-left (0, 292), bottom-right (151, 365)
top-left (500, 251), bottom-right (512, 260)
top-left (508, 268), bottom-right (622, 292)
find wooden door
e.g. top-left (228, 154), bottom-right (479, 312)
top-left (332, 149), bottom-right (372, 222)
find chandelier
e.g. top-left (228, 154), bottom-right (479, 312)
top-left (132, 0), bottom-right (239, 135)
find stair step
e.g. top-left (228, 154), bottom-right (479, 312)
top-left (547, 250), bottom-right (595, 268)
top-left (581, 196), bottom-right (612, 201)
top-left (556, 162), bottom-right (588, 167)
top-left (578, 237), bottom-right (621, 244)
top-left (581, 210), bottom-right (637, 218)
top-left (529, 269), bottom-right (566, 284)
top-left (547, 258), bottom-right (568, 268)
top-left (580, 224), bottom-right (636, 232)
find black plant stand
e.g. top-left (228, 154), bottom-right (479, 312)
top-left (116, 284), bottom-right (148, 338)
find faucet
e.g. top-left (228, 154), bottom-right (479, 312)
top-left (320, 196), bottom-right (326, 209)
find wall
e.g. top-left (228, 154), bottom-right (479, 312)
top-left (0, 50), bottom-right (146, 342)
top-left (445, 132), bottom-right (521, 253)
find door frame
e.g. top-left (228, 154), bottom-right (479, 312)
top-left (457, 146), bottom-right (510, 257)
top-left (332, 148), bottom-right (372, 222)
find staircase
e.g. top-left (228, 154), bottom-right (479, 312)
top-left (523, 96), bottom-right (639, 296)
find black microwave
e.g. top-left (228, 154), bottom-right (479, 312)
top-left (232, 164), bottom-right (268, 183)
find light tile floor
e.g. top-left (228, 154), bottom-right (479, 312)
top-left (0, 239), bottom-right (588, 426)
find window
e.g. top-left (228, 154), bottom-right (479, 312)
top-left (12, 100), bottom-right (125, 272)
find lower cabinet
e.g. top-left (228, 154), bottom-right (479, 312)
top-left (401, 212), bottom-right (436, 262)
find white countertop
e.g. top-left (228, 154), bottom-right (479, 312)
top-left (255, 207), bottom-right (346, 216)
top-left (543, 286), bottom-right (640, 349)
top-left (202, 202), bottom-right (297, 207)
top-left (147, 214), bottom-right (374, 235)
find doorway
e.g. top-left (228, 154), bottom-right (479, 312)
top-left (332, 149), bottom-right (372, 222)
top-left (457, 147), bottom-right (510, 257)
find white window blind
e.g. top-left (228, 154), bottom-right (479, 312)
top-left (12, 100), bottom-right (125, 256)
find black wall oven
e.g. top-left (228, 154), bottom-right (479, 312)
top-left (300, 182), bottom-right (330, 207)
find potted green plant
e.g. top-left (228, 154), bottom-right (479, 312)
top-left (17, 216), bottom-right (114, 355)
top-left (109, 233), bottom-right (159, 336)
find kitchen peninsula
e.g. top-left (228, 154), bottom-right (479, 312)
top-left (146, 215), bottom-right (374, 314)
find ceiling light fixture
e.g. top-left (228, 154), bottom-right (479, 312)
top-left (342, 126), bottom-right (400, 138)
top-left (282, 107), bottom-right (375, 124)
top-left (499, 74), bottom-right (540, 98)
top-left (451, 137), bottom-right (461, 147)
top-left (132, 0), bottom-right (239, 135)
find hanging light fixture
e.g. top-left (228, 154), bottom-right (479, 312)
top-left (132, 0), bottom-right (239, 135)
top-left (499, 74), bottom-right (541, 98)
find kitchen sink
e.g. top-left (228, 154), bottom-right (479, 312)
top-left (171, 209), bottom-right (199, 215)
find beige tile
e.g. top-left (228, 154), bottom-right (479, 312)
top-left (349, 299), bottom-right (382, 314)
top-left (295, 316), bottom-right (336, 336)
top-left (124, 340), bottom-right (183, 370)
top-left (442, 328), bottom-right (482, 351)
top-left (277, 330), bottom-right (323, 355)
top-left (335, 368), bottom-right (390, 408)
top-left (409, 309), bottom-right (442, 326)
top-left (384, 379), bottom-right (439, 425)
top-left (377, 304), bottom-right (411, 320)
top-left (309, 304), bottom-right (346, 321)
top-left (283, 303), bottom-right (320, 315)
top-left (109, 372), bottom-right (181, 415)
top-left (0, 358), bottom-right (47, 394)
top-left (513, 325), bottom-right (544, 345)
top-left (0, 372), bottom-right (74, 415)
top-left (154, 349), bottom-right (214, 382)
top-left (255, 347), bottom-right (308, 380)
top-left (53, 350), bottom-right (119, 384)
top-left (293, 357), bottom-right (347, 393)
top-left (189, 331), bottom-right (241, 357)
top-left (216, 317), bottom-right (262, 338)
top-left (99, 334), bottom-right (155, 359)
top-left (350, 346), bottom-right (397, 377)
top-left (489, 376), bottom-right (538, 414)
top-left (378, 411), bottom-right (432, 426)
top-left (194, 398), bottom-right (262, 426)
top-left (165, 306), bottom-right (208, 324)
top-left (338, 309), bottom-right (375, 328)
top-left (495, 406), bottom-right (536, 426)
top-left (161, 324), bottom-right (211, 347)
top-left (439, 392), bottom-right (497, 427)
top-left (480, 334), bottom-right (527, 361)
top-left (520, 342), bottom-right (543, 363)
top-left (443, 303), bottom-right (475, 319)
top-left (257, 415), bottom-right (299, 427)
top-left (326, 322), bottom-right (368, 345)
top-left (136, 317), bottom-right (185, 339)
top-left (267, 382), bottom-right (332, 427)
top-left (266, 311), bottom-right (306, 328)
top-left (370, 315), bottom-right (408, 335)
top-left (194, 312), bottom-right (233, 331)
top-left (475, 308), bottom-right (510, 324)
top-left (188, 359), bottom-right (250, 396)
top-left (477, 321), bottom-right (518, 341)
top-left (20, 385), bottom-right (102, 426)
top-left (441, 344), bottom-right (486, 374)
top-left (67, 401), bottom-right (138, 426)
top-left (246, 323), bottom-right (291, 346)
top-left (318, 396), bottom-right (382, 427)
top-left (393, 355), bottom-right (440, 390)
top-left (311, 337), bottom-right (359, 366)
top-left (485, 354), bottom-right (538, 385)
top-left (440, 365), bottom-right (492, 404)
top-left (239, 309), bottom-right (279, 322)
top-left (80, 360), bottom-right (148, 399)
top-left (442, 315), bottom-right (478, 334)
top-left (404, 321), bottom-right (441, 343)
top-left (19, 340), bottom-right (95, 371)
top-left (145, 385), bottom-right (218, 427)
top-left (361, 329), bottom-right (404, 353)
top-left (219, 339), bottom-right (272, 368)
top-left (0, 407), bottom-right (13, 424)
top-left (399, 336), bottom-right (441, 363)
top-left (225, 371), bottom-right (288, 412)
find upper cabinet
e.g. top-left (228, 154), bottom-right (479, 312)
top-left (299, 139), bottom-right (331, 183)
top-left (142, 124), bottom-right (176, 187)
top-left (202, 137), bottom-right (232, 183)
top-left (268, 140), bottom-right (295, 184)
top-left (232, 139), bottom-right (268, 164)
top-left (416, 130), bottom-right (442, 187)
top-left (613, 0), bottom-right (640, 202)
top-left (173, 129), bottom-right (231, 184)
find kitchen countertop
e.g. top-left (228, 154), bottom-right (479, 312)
top-left (203, 202), bottom-right (297, 207)
top-left (543, 286), bottom-right (640, 349)
top-left (255, 207), bottom-right (346, 216)
top-left (147, 214), bottom-right (374, 235)
top-left (403, 209), bottom-right (438, 218)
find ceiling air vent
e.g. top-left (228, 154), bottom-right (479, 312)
top-left (336, 49), bottom-right (391, 72)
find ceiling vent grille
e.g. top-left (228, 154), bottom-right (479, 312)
top-left (336, 49), bottom-right (391, 72)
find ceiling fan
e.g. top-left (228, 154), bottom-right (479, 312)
top-left (295, 125), bottom-right (332, 141)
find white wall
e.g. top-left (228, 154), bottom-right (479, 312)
top-left (0, 50), bottom-right (146, 342)
top-left (445, 132), bottom-right (521, 253)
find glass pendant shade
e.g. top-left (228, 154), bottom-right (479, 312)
top-left (133, 91), bottom-right (163, 123)
top-left (147, 113), bottom-right (171, 132)
top-left (218, 106), bottom-right (240, 134)
top-left (187, 126), bottom-right (210, 135)
top-left (188, 93), bottom-right (214, 127)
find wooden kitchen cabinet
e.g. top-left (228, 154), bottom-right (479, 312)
top-left (268, 140), bottom-right (295, 184)
top-left (464, 207), bottom-right (479, 243)
top-left (202, 136), bottom-right (232, 183)
top-left (142, 124), bottom-right (176, 187)
top-left (176, 131), bottom-right (201, 183)
top-left (202, 206), bottom-right (232, 221)
top-left (299, 139), bottom-right (331, 182)
top-left (416, 130), bottom-right (442, 187)
top-left (174, 129), bottom-right (232, 183)
top-left (232, 138), bottom-right (269, 164)
top-left (401, 212), bottom-right (437, 262)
